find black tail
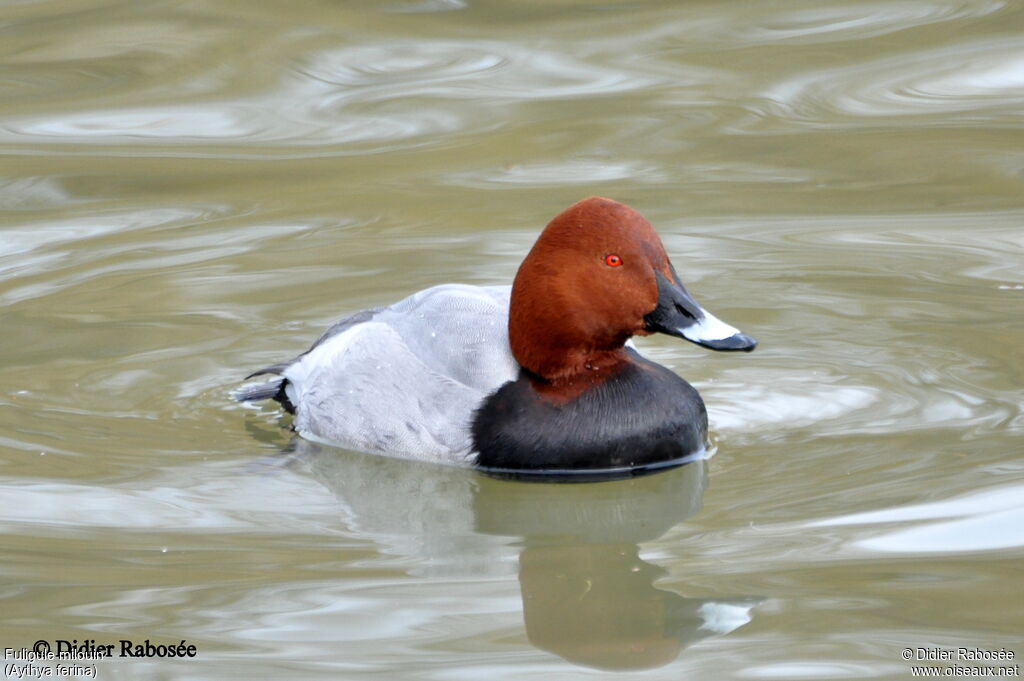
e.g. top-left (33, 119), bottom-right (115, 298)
top-left (234, 377), bottom-right (296, 414)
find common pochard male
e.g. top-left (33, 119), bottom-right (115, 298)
top-left (238, 197), bottom-right (756, 478)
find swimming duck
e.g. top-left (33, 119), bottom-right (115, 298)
top-left (237, 197), bottom-right (756, 477)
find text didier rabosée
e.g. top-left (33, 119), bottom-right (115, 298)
top-left (12, 639), bottom-right (198, 659)
top-left (913, 648), bottom-right (1015, 662)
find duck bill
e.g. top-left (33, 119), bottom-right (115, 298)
top-left (644, 269), bottom-right (757, 352)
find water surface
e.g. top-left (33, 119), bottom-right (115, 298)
top-left (1, 0), bottom-right (1022, 679)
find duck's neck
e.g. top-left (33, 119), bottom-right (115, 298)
top-left (508, 284), bottom-right (635, 384)
top-left (522, 348), bottom-right (632, 403)
top-left (521, 346), bottom-right (630, 381)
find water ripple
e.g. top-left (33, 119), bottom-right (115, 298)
top-left (757, 38), bottom-right (1024, 125)
top-left (729, 0), bottom-right (1007, 45)
top-left (305, 40), bottom-right (650, 99)
top-left (812, 483), bottom-right (1024, 554)
top-left (446, 159), bottom-right (665, 187)
top-left (0, 39), bottom-right (653, 150)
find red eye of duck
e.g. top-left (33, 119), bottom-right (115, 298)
top-left (604, 254), bottom-right (623, 267)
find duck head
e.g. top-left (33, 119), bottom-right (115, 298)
top-left (508, 197), bottom-right (756, 382)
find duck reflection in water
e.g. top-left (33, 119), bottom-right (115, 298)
top-left (263, 435), bottom-right (760, 671)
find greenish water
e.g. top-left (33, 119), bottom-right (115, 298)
top-left (1, 0), bottom-right (1022, 679)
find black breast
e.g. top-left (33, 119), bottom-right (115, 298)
top-left (471, 352), bottom-right (707, 479)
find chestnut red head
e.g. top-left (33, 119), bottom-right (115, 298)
top-left (508, 197), bottom-right (755, 382)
